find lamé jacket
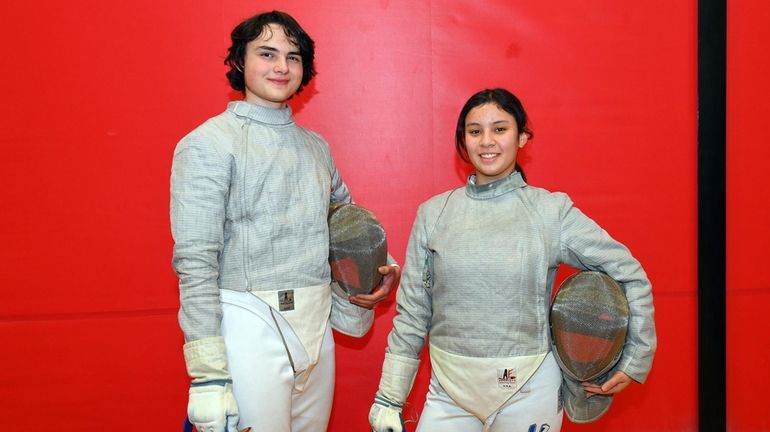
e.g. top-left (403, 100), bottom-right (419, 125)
top-left (386, 171), bottom-right (656, 419)
top-left (170, 101), bottom-right (352, 342)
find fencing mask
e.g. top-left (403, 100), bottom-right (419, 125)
top-left (328, 202), bottom-right (388, 296)
top-left (550, 271), bottom-right (629, 382)
top-left (550, 271), bottom-right (629, 423)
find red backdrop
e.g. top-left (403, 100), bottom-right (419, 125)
top-left (726, 1), bottom-right (770, 431)
top-left (0, 0), bottom-right (756, 430)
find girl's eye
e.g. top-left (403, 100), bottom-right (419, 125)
top-left (467, 130), bottom-right (480, 136)
top-left (495, 127), bottom-right (507, 133)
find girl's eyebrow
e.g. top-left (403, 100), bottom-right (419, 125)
top-left (465, 120), bottom-right (511, 126)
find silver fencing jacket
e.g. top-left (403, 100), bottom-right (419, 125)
top-left (386, 171), bottom-right (656, 385)
top-left (171, 101), bottom-right (352, 342)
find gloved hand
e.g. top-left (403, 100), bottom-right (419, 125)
top-left (188, 382), bottom-right (239, 432)
top-left (369, 394), bottom-right (405, 432)
top-left (368, 353), bottom-right (420, 432)
top-left (184, 336), bottom-right (240, 432)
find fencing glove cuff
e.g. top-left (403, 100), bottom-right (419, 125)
top-left (369, 353), bottom-right (420, 432)
top-left (184, 337), bottom-right (239, 432)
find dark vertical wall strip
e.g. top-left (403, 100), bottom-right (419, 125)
top-left (698, 0), bottom-right (726, 430)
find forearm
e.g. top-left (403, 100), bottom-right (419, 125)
top-left (171, 135), bottom-right (230, 341)
top-left (559, 200), bottom-right (657, 382)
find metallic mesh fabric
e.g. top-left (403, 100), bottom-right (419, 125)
top-left (328, 203), bottom-right (387, 295)
top-left (550, 271), bottom-right (629, 381)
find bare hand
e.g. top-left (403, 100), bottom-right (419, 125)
top-left (349, 265), bottom-right (401, 309)
top-left (582, 371), bottom-right (632, 398)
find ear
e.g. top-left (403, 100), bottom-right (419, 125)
top-left (518, 133), bottom-right (529, 148)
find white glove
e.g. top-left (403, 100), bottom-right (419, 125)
top-left (369, 394), bottom-right (405, 432)
top-left (184, 336), bottom-right (240, 432)
top-left (188, 383), bottom-right (240, 432)
top-left (368, 353), bottom-right (420, 431)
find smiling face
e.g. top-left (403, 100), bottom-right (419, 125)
top-left (242, 23), bottom-right (304, 108)
top-left (463, 103), bottom-right (528, 185)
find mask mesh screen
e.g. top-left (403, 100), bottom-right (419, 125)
top-left (328, 203), bottom-right (387, 296)
top-left (550, 271), bottom-right (629, 381)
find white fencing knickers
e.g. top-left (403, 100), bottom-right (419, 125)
top-left (220, 288), bottom-right (335, 432)
top-left (416, 352), bottom-right (563, 432)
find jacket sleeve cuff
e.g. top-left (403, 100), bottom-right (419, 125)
top-left (330, 290), bottom-right (374, 337)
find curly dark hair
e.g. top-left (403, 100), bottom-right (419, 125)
top-left (224, 11), bottom-right (317, 95)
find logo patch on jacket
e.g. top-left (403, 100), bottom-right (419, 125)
top-left (497, 368), bottom-right (517, 389)
top-left (278, 289), bottom-right (294, 311)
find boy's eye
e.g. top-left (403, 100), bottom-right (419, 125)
top-left (260, 51), bottom-right (274, 58)
top-left (288, 55), bottom-right (302, 63)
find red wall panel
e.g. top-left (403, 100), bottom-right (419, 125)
top-left (0, 0), bottom-right (697, 430)
top-left (727, 1), bottom-right (770, 430)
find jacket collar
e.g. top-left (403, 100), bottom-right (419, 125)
top-left (466, 171), bottom-right (527, 200)
top-left (228, 101), bottom-right (294, 126)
